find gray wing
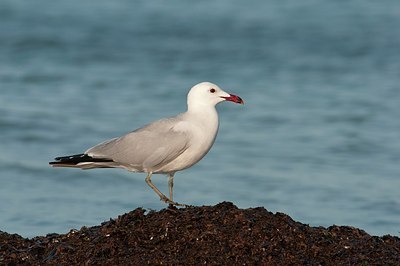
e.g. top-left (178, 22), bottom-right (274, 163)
top-left (85, 117), bottom-right (191, 171)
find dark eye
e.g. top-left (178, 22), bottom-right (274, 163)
top-left (210, 88), bottom-right (216, 93)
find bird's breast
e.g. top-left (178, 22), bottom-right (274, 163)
top-left (156, 114), bottom-right (219, 173)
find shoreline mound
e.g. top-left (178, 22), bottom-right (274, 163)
top-left (1, 202), bottom-right (399, 265)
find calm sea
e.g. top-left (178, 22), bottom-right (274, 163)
top-left (1, 0), bottom-right (399, 237)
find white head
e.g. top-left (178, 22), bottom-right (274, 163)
top-left (187, 82), bottom-right (243, 111)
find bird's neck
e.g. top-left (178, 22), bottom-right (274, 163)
top-left (187, 104), bottom-right (219, 131)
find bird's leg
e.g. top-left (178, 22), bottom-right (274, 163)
top-left (168, 173), bottom-right (174, 201)
top-left (145, 172), bottom-right (169, 203)
top-left (145, 172), bottom-right (188, 207)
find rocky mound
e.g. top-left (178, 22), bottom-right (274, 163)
top-left (1, 202), bottom-right (399, 265)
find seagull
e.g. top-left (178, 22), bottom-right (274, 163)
top-left (49, 82), bottom-right (244, 206)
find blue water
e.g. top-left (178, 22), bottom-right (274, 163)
top-left (1, 0), bottom-right (399, 238)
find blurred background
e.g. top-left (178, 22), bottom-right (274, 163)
top-left (1, 0), bottom-right (399, 238)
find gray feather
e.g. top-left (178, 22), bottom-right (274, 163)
top-left (85, 117), bottom-right (190, 171)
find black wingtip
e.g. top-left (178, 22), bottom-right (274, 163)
top-left (49, 153), bottom-right (113, 165)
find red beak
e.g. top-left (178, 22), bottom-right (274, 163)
top-left (221, 94), bottom-right (244, 104)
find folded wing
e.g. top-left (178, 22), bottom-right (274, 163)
top-left (85, 118), bottom-right (191, 172)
